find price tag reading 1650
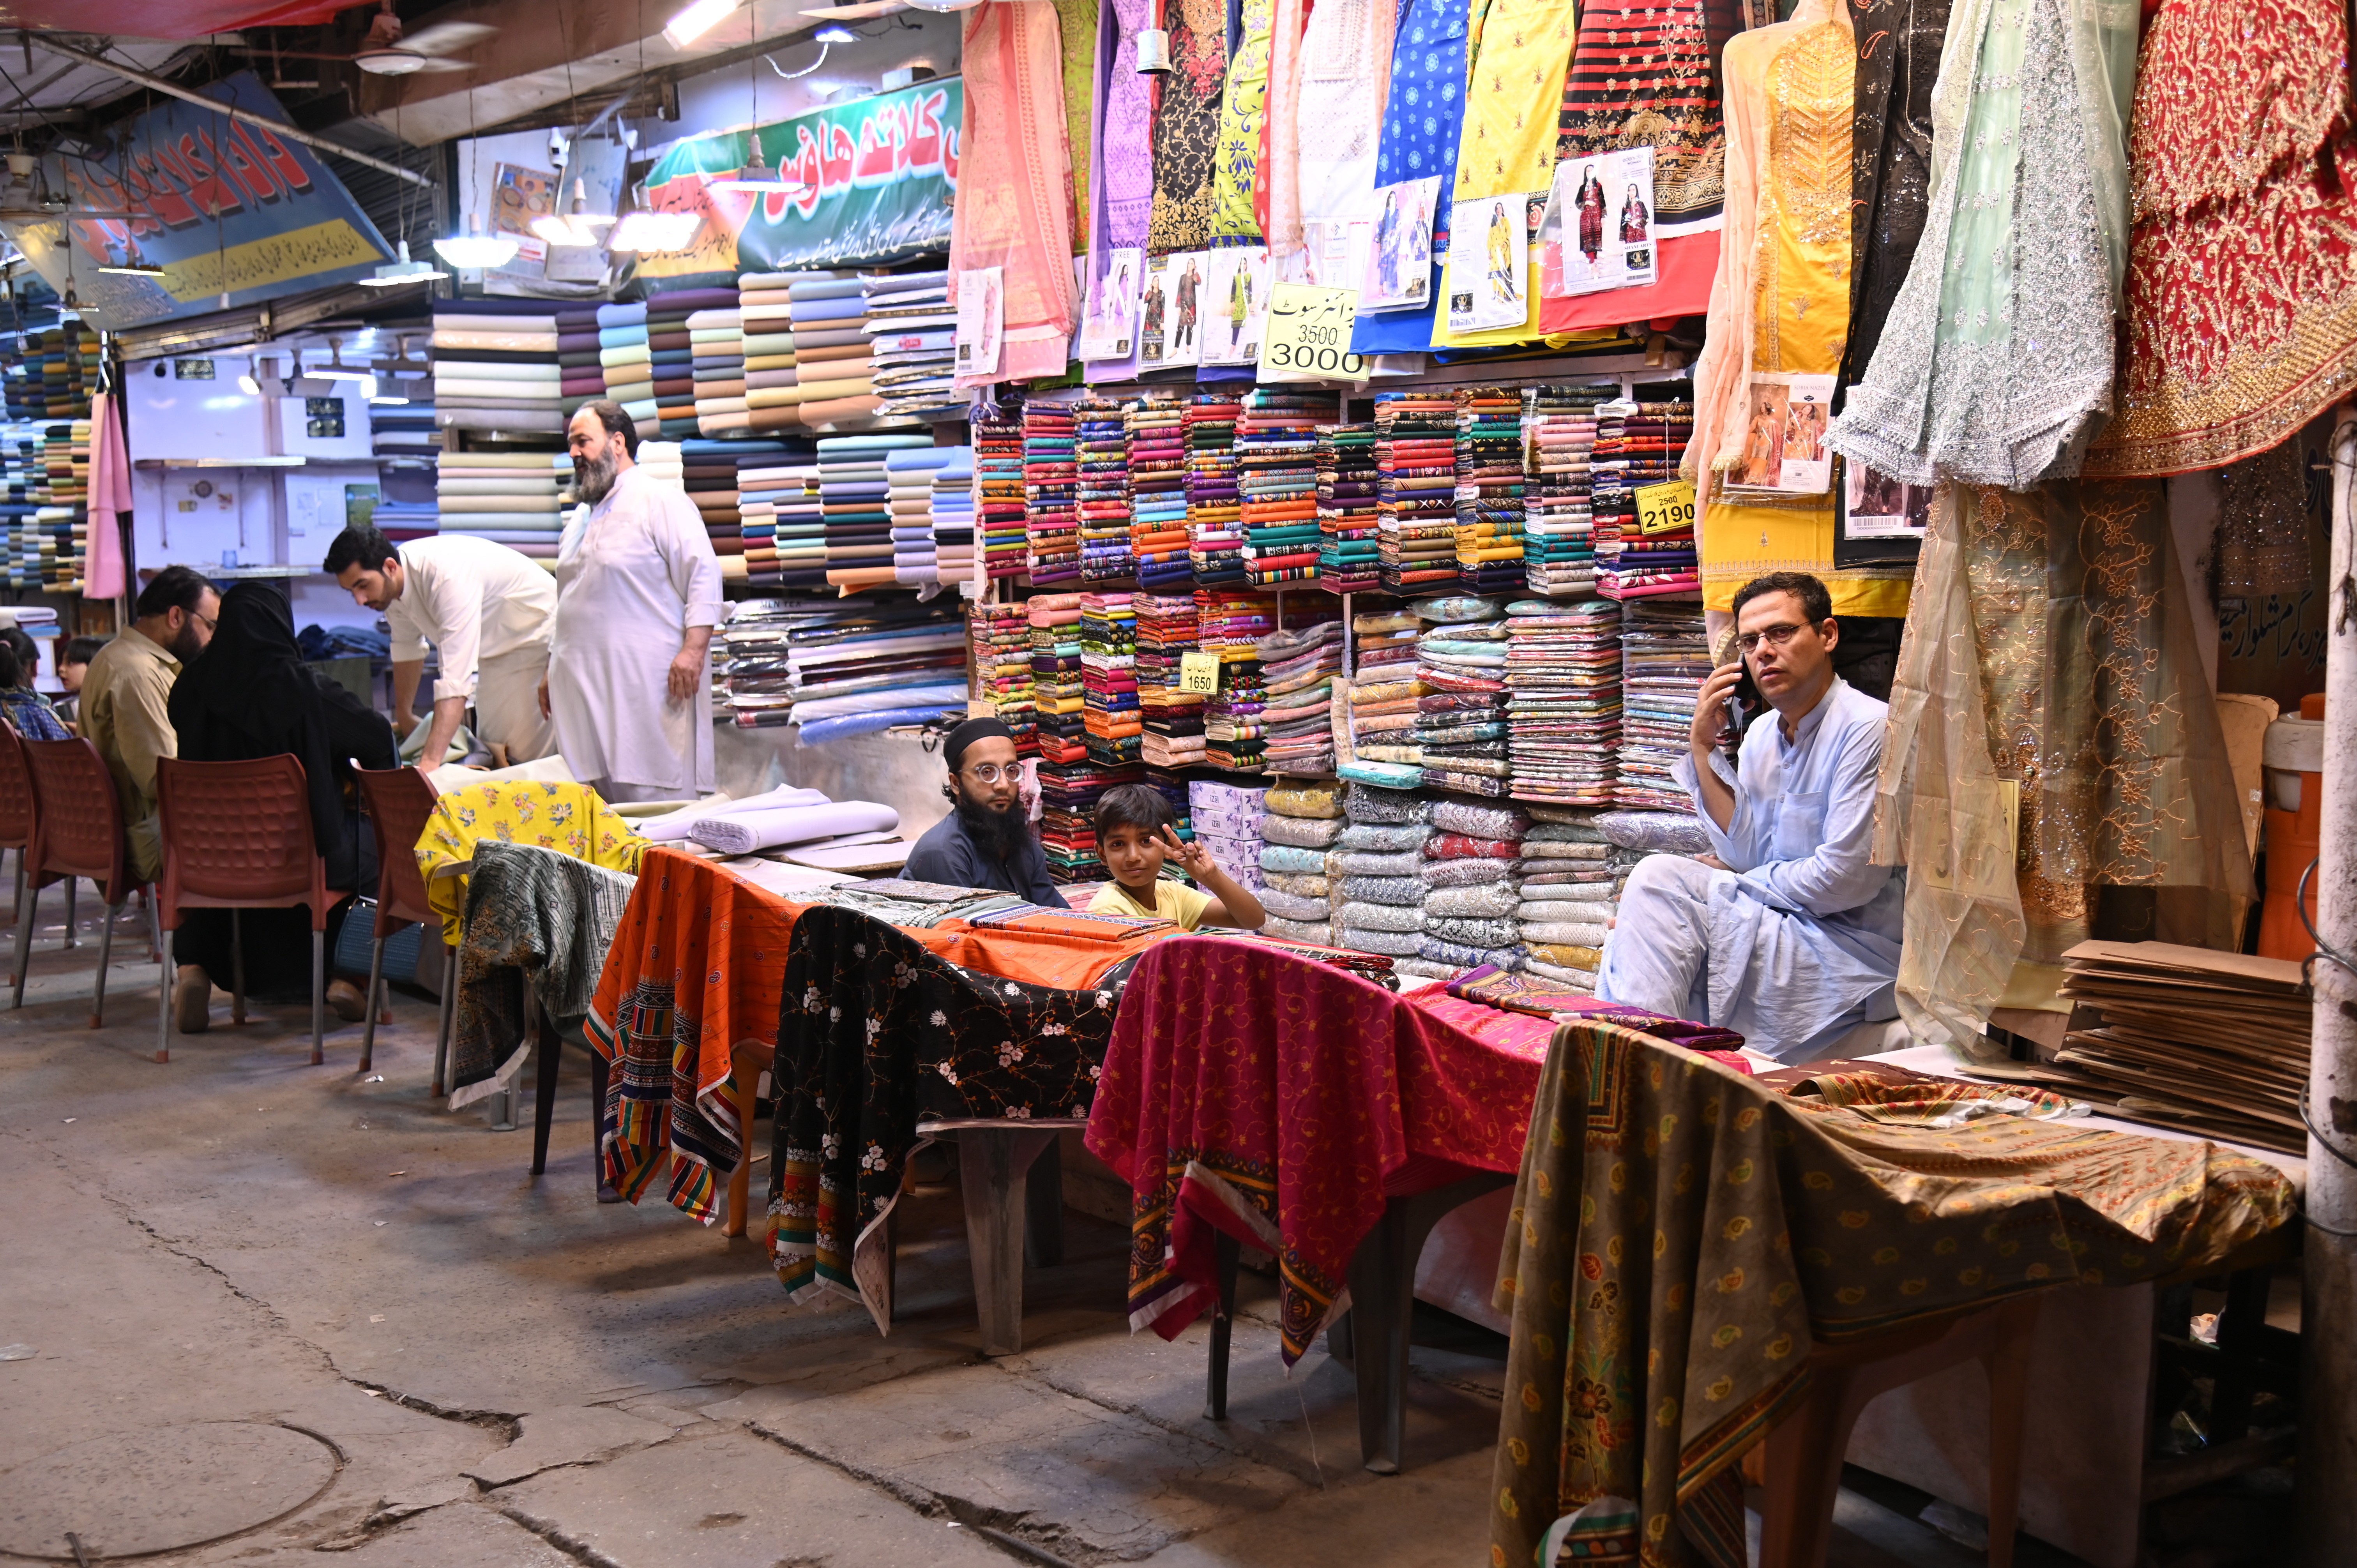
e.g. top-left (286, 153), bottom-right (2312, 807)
top-left (1635, 478), bottom-right (1697, 536)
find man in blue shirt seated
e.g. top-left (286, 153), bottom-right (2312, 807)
top-left (903, 716), bottom-right (1069, 907)
top-left (1597, 571), bottom-right (1904, 1059)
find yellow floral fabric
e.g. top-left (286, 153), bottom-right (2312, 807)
top-left (416, 780), bottom-right (648, 944)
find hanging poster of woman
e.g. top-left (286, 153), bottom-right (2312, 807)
top-left (1200, 247), bottom-right (1270, 364)
top-left (1446, 195), bottom-right (1527, 333)
top-left (1077, 247), bottom-right (1142, 360)
top-left (1359, 176), bottom-right (1439, 311)
top-left (1545, 146), bottom-right (1661, 297)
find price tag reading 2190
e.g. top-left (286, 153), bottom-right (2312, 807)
top-left (1635, 478), bottom-right (1697, 536)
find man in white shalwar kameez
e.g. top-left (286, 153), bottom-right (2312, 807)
top-left (1597, 572), bottom-right (1904, 1059)
top-left (542, 400), bottom-right (721, 802)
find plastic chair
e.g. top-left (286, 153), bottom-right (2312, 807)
top-left (15, 736), bottom-right (161, 1031)
top-left (353, 765), bottom-right (447, 1079)
top-left (154, 755), bottom-right (352, 1067)
top-left (0, 720), bottom-right (33, 929)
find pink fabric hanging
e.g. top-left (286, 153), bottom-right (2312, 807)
top-left (951, 2), bottom-right (1080, 386)
top-left (85, 390), bottom-right (129, 602)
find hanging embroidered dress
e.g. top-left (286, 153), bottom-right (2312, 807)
top-left (1147, 0), bottom-right (1232, 252)
top-left (1351, 0), bottom-right (1475, 354)
top-left (1825, 0), bottom-right (2137, 488)
top-left (1084, 0), bottom-right (1161, 378)
top-left (1289, 0), bottom-right (1399, 249)
top-left (1840, 0), bottom-right (1956, 390)
top-left (2081, 0), bottom-right (2357, 477)
top-left (1053, 0), bottom-right (1098, 251)
top-left (1212, 0), bottom-right (1279, 240)
top-left (951, 1), bottom-right (1080, 384)
top-left (1686, 0), bottom-right (1911, 616)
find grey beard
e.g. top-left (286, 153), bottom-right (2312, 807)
top-left (577, 451), bottom-right (618, 504)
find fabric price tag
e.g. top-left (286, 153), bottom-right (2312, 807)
top-left (1635, 478), bottom-right (1696, 536)
top-left (1178, 651), bottom-right (1222, 694)
top-left (1260, 283), bottom-right (1366, 383)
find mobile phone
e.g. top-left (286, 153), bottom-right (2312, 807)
top-left (1723, 663), bottom-right (1757, 758)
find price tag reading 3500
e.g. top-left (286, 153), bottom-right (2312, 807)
top-left (1260, 283), bottom-right (1366, 383)
top-left (1635, 478), bottom-right (1697, 536)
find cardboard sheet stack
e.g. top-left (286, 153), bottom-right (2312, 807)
top-left (433, 299), bottom-right (562, 434)
top-left (1238, 390), bottom-right (1332, 588)
top-left (1184, 396), bottom-right (1246, 587)
top-left (1029, 592), bottom-right (1087, 763)
top-left (1506, 599), bottom-right (1621, 806)
top-left (435, 448), bottom-right (570, 561)
top-left (818, 434), bottom-right (928, 590)
top-left (597, 301), bottom-right (654, 430)
top-left (864, 269), bottom-right (960, 420)
top-left (975, 404), bottom-right (1027, 580)
top-left (1189, 778), bottom-right (1269, 900)
top-left (969, 600), bottom-right (1036, 754)
top-left (1516, 808), bottom-right (1615, 988)
top-left (1616, 597), bottom-right (1710, 810)
top-left (555, 303), bottom-right (604, 417)
top-left (1375, 392), bottom-right (1458, 593)
top-left (1025, 402), bottom-right (1081, 584)
top-left (1254, 779), bottom-right (1343, 944)
top-left (885, 445), bottom-right (968, 586)
top-left (1255, 616), bottom-right (1343, 775)
top-left (739, 272), bottom-right (801, 434)
top-left (1199, 590), bottom-right (1278, 772)
top-left (1317, 422), bottom-right (1381, 592)
top-left (1415, 599), bottom-right (1512, 797)
top-left (1080, 592), bottom-right (1142, 764)
top-left (738, 447), bottom-right (823, 588)
top-left (1128, 399), bottom-right (1190, 592)
top-left (1523, 388), bottom-right (1604, 595)
top-left (1454, 388), bottom-right (1524, 595)
top-left (791, 274), bottom-right (879, 427)
top-left (1134, 593), bottom-right (1205, 769)
top-left (1076, 396), bottom-right (1133, 583)
top-left (690, 295), bottom-right (747, 435)
top-left (1594, 399), bottom-right (1697, 599)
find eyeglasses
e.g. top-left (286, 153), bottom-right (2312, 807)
top-left (961, 762), bottom-right (1016, 784)
top-left (191, 611), bottom-right (217, 633)
top-left (1735, 622), bottom-right (1818, 653)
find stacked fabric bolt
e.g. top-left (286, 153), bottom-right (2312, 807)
top-left (1029, 592), bottom-right (1088, 764)
top-left (1375, 392), bottom-right (1458, 592)
top-left (1198, 589), bottom-right (1278, 772)
top-left (1080, 593), bottom-right (1142, 764)
top-left (1254, 779), bottom-right (1344, 943)
top-left (1317, 422), bottom-right (1381, 592)
top-left (1348, 646), bottom-right (1426, 770)
top-left (1523, 387), bottom-right (1605, 595)
top-left (791, 274), bottom-right (879, 428)
top-left (1127, 399), bottom-right (1190, 592)
top-left (1516, 807), bottom-right (1616, 988)
top-left (1189, 778), bottom-right (1269, 897)
top-left (930, 448), bottom-right (977, 584)
top-left (1134, 593), bottom-right (1206, 769)
top-left (819, 434), bottom-right (930, 590)
top-left (1413, 596), bottom-right (1512, 797)
top-left (647, 290), bottom-right (723, 440)
top-left (1024, 401), bottom-right (1080, 584)
top-left (597, 300), bottom-right (654, 430)
top-left (1076, 396), bottom-right (1134, 583)
top-left (370, 400), bottom-right (440, 469)
top-left (680, 438), bottom-right (756, 581)
top-left (552, 303), bottom-right (603, 417)
top-left (739, 271), bottom-right (802, 435)
top-left (1594, 399), bottom-right (1698, 599)
top-left (885, 444), bottom-right (968, 586)
top-left (1350, 604), bottom-right (1421, 683)
top-left (635, 441), bottom-right (686, 494)
top-left (738, 445), bottom-right (824, 588)
top-left (1038, 754), bottom-right (1145, 883)
top-left (690, 293), bottom-right (747, 436)
top-left (1185, 396), bottom-right (1245, 587)
top-left (1505, 598), bottom-right (1622, 807)
top-left (1454, 388), bottom-right (1525, 595)
top-left (970, 600), bottom-right (1037, 754)
top-left (0, 426), bottom-right (49, 589)
top-left (1255, 616), bottom-right (1344, 775)
top-left (975, 404), bottom-right (1027, 580)
top-left (864, 269), bottom-right (960, 421)
top-left (782, 598), bottom-right (968, 738)
top-left (719, 600), bottom-right (795, 726)
top-left (1617, 596), bottom-right (1711, 810)
top-left (1331, 781), bottom-right (1432, 967)
top-left (3, 327), bottom-right (95, 420)
top-left (433, 298), bottom-right (562, 434)
top-left (1415, 796), bottom-right (1530, 981)
top-left (0, 420), bottom-right (88, 591)
top-left (1237, 390), bottom-right (1332, 588)
top-left (435, 447), bottom-right (571, 562)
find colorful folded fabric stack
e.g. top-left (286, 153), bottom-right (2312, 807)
top-left (930, 447), bottom-right (976, 584)
top-left (435, 447), bottom-right (571, 562)
top-left (791, 274), bottom-right (879, 428)
top-left (1523, 387), bottom-right (1605, 596)
top-left (1184, 396), bottom-right (1245, 588)
top-left (969, 600), bottom-right (1036, 754)
top-left (1080, 593), bottom-right (1141, 765)
top-left (738, 444), bottom-right (823, 588)
top-left (739, 271), bottom-right (802, 435)
top-left (1413, 595), bottom-right (1511, 797)
top-left (819, 433), bottom-right (930, 591)
top-left (371, 399), bottom-right (440, 470)
top-left (1024, 402), bottom-right (1080, 584)
top-left (682, 437), bottom-right (781, 582)
top-left (1516, 810), bottom-right (1615, 988)
top-left (690, 293), bottom-right (747, 436)
top-left (1198, 589), bottom-right (1279, 772)
top-left (1316, 422), bottom-right (1381, 593)
top-left (0, 419), bottom-right (88, 592)
top-left (1134, 592), bottom-right (1205, 770)
top-left (1594, 398), bottom-right (1698, 599)
top-left (1255, 616), bottom-right (1344, 776)
top-left (1330, 782), bottom-right (1430, 965)
top-left (864, 269), bottom-right (960, 421)
top-left (1616, 596), bottom-right (1710, 812)
top-left (1037, 755), bottom-right (1145, 883)
top-left (433, 298), bottom-right (562, 434)
top-left (1127, 399), bottom-right (1189, 592)
top-left (553, 303), bottom-right (604, 418)
top-left (1414, 796), bottom-right (1530, 981)
top-left (1237, 390), bottom-right (1332, 588)
top-left (1506, 598), bottom-right (1621, 806)
top-left (880, 444), bottom-right (969, 586)
top-left (1076, 396), bottom-right (1133, 583)
top-left (975, 403), bottom-right (1027, 581)
top-left (1454, 387), bottom-right (1525, 595)
top-left (1028, 592), bottom-right (1087, 764)
top-left (596, 300), bottom-right (654, 430)
top-left (649, 289), bottom-right (742, 440)
top-left (782, 597), bottom-right (968, 738)
top-left (2, 326), bottom-right (97, 421)
top-left (1375, 392), bottom-right (1458, 592)
top-left (1253, 779), bottom-right (1342, 944)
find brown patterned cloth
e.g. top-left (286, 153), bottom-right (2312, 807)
top-left (1489, 1020), bottom-right (2296, 1568)
top-left (449, 841), bottom-right (636, 1110)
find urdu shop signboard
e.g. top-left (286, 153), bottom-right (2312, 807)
top-left (636, 77), bottom-right (960, 282)
top-left (2, 72), bottom-right (393, 331)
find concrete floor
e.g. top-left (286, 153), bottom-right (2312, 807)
top-left (0, 888), bottom-right (2078, 1568)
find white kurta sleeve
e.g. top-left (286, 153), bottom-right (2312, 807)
top-left (414, 559), bottom-right (485, 702)
top-left (655, 490), bottom-right (723, 630)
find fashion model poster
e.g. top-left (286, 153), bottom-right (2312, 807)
top-left (1359, 176), bottom-right (1438, 311)
top-left (1446, 195), bottom-right (1527, 333)
top-left (1200, 247), bottom-right (1270, 365)
top-left (1547, 146), bottom-right (1658, 296)
top-left (1078, 247), bottom-right (1142, 360)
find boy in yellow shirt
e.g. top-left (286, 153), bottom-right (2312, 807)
top-left (1086, 784), bottom-right (1266, 932)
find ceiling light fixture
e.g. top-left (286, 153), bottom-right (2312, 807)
top-left (813, 23), bottom-right (858, 42)
top-left (313, 339), bottom-right (375, 381)
top-left (664, 0), bottom-right (746, 47)
top-left (530, 178), bottom-right (618, 247)
top-left (360, 238), bottom-right (449, 288)
top-left (710, 136), bottom-right (811, 196)
top-left (608, 210), bottom-right (705, 253)
top-left (432, 213), bottom-right (519, 270)
top-left (97, 260), bottom-right (168, 277)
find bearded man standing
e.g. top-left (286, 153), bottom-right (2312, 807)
top-left (542, 399), bottom-right (722, 802)
top-left (901, 716), bottom-right (1067, 906)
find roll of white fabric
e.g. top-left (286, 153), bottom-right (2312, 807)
top-left (636, 786), bottom-right (830, 842)
top-left (687, 801), bottom-right (899, 856)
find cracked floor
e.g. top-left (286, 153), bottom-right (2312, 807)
top-left (0, 892), bottom-right (2039, 1568)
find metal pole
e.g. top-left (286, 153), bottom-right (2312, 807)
top-left (2300, 404), bottom-right (2357, 1562)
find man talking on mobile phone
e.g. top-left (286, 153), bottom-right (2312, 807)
top-left (1595, 571), bottom-right (1903, 1059)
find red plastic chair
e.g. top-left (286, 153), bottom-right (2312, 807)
top-left (15, 736), bottom-right (157, 1031)
top-left (353, 765), bottom-right (448, 1079)
top-left (0, 719), bottom-right (33, 918)
top-left (155, 755), bottom-right (352, 1067)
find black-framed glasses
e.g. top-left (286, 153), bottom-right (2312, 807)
top-left (1736, 621), bottom-right (1820, 653)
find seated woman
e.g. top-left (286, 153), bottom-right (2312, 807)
top-left (166, 583), bottom-right (398, 1033)
top-left (0, 640), bottom-right (67, 740)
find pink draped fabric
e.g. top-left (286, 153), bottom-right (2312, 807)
top-left (86, 391), bottom-right (129, 602)
top-left (951, 2), bottom-right (1079, 385)
top-left (1260, 0), bottom-right (1310, 254)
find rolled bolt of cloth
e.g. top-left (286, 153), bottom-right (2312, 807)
top-left (635, 786), bottom-right (830, 842)
top-left (685, 800), bottom-right (899, 856)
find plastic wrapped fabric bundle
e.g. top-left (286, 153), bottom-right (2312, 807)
top-left (1395, 957), bottom-right (1468, 983)
top-left (1262, 814), bottom-right (1346, 848)
top-left (1520, 899), bottom-right (1615, 923)
top-left (1524, 959), bottom-right (1596, 988)
top-left (1422, 915), bottom-right (1520, 949)
top-left (1429, 799), bottom-right (1532, 841)
top-left (1345, 782), bottom-right (1433, 824)
top-left (1338, 823), bottom-right (1433, 853)
top-left (1594, 809), bottom-right (1715, 854)
top-left (1265, 781), bottom-right (1345, 818)
top-left (1424, 833), bottom-right (1523, 860)
top-left (1339, 760), bottom-right (1425, 789)
top-left (1424, 882), bottom-right (1521, 918)
top-left (1524, 840), bottom-right (1615, 861)
top-left (1524, 820), bottom-right (1606, 842)
top-left (1265, 871), bottom-right (1332, 897)
top-left (1521, 919), bottom-right (1611, 946)
top-left (1340, 875), bottom-right (1426, 906)
top-left (1411, 595), bottom-right (1505, 623)
top-left (1419, 935), bottom-right (1522, 969)
top-left (1422, 858), bottom-right (1520, 887)
top-left (1336, 924), bottom-right (1422, 955)
top-left (1259, 844), bottom-right (1332, 874)
top-left (1340, 900), bottom-right (1426, 933)
top-left (1260, 888), bottom-right (1334, 922)
top-left (1527, 941), bottom-right (1603, 971)
top-left (1336, 849), bottom-right (1426, 876)
top-left (1265, 915), bottom-right (1336, 945)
